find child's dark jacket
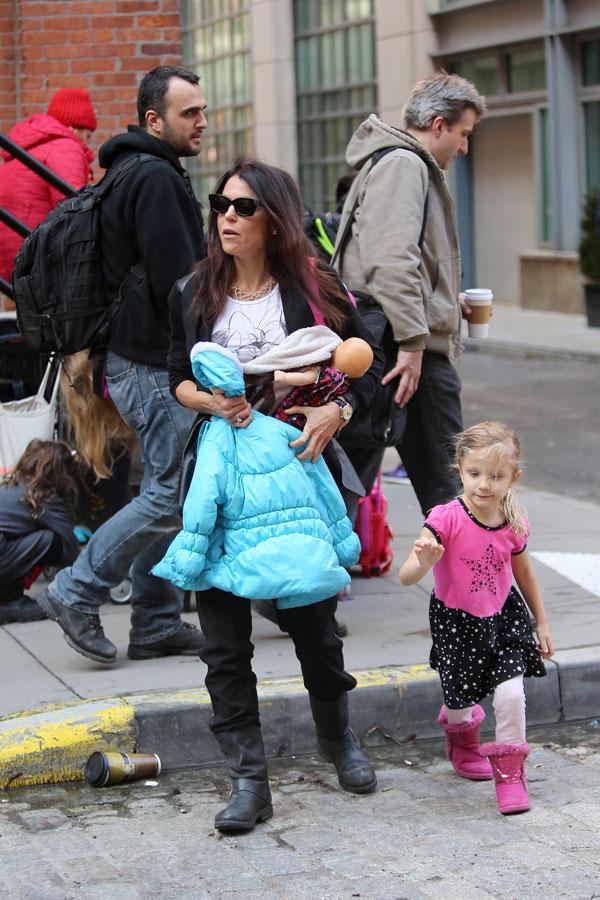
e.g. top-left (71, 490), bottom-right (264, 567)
top-left (0, 484), bottom-right (78, 581)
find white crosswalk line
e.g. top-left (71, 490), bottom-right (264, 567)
top-left (531, 551), bottom-right (600, 597)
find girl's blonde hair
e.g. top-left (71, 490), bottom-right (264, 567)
top-left (60, 351), bottom-right (133, 480)
top-left (454, 421), bottom-right (526, 535)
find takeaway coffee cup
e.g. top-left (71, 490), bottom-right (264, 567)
top-left (85, 750), bottom-right (161, 787)
top-left (465, 289), bottom-right (493, 338)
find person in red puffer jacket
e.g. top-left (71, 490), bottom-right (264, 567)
top-left (0, 87), bottom-right (96, 284)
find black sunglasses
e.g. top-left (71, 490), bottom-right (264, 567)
top-left (209, 193), bottom-right (263, 217)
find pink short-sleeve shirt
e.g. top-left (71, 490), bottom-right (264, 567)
top-left (424, 498), bottom-right (529, 617)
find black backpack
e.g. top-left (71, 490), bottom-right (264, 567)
top-left (333, 146), bottom-right (429, 449)
top-left (13, 152), bottom-right (154, 356)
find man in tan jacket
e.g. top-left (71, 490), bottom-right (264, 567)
top-left (334, 72), bottom-right (486, 513)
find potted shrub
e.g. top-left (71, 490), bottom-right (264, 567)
top-left (579, 186), bottom-right (600, 328)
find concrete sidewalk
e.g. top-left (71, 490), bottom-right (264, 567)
top-left (462, 303), bottom-right (600, 362)
top-left (1, 307), bottom-right (599, 789)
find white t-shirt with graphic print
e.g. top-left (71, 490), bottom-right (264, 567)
top-left (211, 286), bottom-right (287, 364)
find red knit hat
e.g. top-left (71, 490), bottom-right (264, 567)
top-left (47, 88), bottom-right (97, 131)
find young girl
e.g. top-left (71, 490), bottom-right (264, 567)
top-left (0, 439), bottom-right (81, 624)
top-left (399, 421), bottom-right (553, 815)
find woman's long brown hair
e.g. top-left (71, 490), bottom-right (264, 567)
top-left (4, 439), bottom-right (82, 518)
top-left (192, 157), bottom-right (348, 330)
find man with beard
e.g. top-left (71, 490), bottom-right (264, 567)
top-left (39, 66), bottom-right (208, 664)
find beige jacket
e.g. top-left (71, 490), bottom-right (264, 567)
top-left (334, 114), bottom-right (462, 359)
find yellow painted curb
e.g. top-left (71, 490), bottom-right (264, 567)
top-left (257, 665), bottom-right (436, 695)
top-left (0, 698), bottom-right (136, 789)
top-left (0, 665), bottom-right (439, 790)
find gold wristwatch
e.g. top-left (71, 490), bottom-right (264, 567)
top-left (333, 397), bottom-right (353, 423)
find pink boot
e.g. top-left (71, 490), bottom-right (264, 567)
top-left (437, 705), bottom-right (493, 780)
top-left (480, 742), bottom-right (531, 814)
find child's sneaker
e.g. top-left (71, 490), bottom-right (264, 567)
top-left (381, 464), bottom-right (410, 484)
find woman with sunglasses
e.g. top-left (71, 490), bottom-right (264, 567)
top-left (167, 157), bottom-right (383, 833)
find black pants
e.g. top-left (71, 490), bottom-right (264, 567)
top-left (398, 351), bottom-right (463, 515)
top-left (196, 588), bottom-right (356, 734)
top-left (0, 530), bottom-right (63, 587)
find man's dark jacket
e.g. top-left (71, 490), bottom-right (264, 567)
top-left (98, 126), bottom-right (205, 368)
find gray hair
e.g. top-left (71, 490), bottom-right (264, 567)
top-left (403, 71), bottom-right (486, 130)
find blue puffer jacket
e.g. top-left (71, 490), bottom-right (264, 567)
top-left (153, 344), bottom-right (359, 607)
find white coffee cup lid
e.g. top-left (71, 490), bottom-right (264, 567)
top-left (465, 288), bottom-right (493, 301)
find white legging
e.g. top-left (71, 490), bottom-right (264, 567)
top-left (446, 675), bottom-right (526, 744)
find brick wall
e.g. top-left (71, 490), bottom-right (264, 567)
top-left (2, 0), bottom-right (184, 151)
top-left (0, 0), bottom-right (184, 309)
top-left (0, 0), bottom-right (16, 130)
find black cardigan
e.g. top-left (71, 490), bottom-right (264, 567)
top-left (167, 271), bottom-right (385, 416)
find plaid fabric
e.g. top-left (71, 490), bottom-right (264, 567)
top-left (274, 366), bottom-right (349, 430)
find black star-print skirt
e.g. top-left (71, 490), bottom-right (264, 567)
top-left (429, 587), bottom-right (547, 709)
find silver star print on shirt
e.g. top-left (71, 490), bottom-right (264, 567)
top-left (461, 542), bottom-right (504, 594)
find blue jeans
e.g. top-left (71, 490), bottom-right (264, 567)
top-left (50, 352), bottom-right (195, 644)
top-left (398, 351), bottom-right (463, 515)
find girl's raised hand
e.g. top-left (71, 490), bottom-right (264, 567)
top-left (414, 536), bottom-right (445, 568)
top-left (399, 528), bottom-right (444, 586)
top-left (398, 527), bottom-right (444, 587)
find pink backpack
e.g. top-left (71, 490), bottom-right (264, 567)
top-left (306, 265), bottom-right (393, 576)
top-left (354, 473), bottom-right (394, 577)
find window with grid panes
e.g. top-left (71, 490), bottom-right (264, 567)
top-left (182, 0), bottom-right (254, 206)
top-left (539, 107), bottom-right (553, 242)
top-left (581, 38), bottom-right (600, 87)
top-left (584, 101), bottom-right (600, 191)
top-left (580, 40), bottom-right (600, 191)
top-left (448, 56), bottom-right (499, 96)
top-left (507, 46), bottom-right (546, 93)
top-left (294, 0), bottom-right (377, 214)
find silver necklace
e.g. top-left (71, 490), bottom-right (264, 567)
top-left (231, 277), bottom-right (275, 302)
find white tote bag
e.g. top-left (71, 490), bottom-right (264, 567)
top-left (0, 358), bottom-right (60, 476)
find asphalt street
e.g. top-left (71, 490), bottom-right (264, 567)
top-left (460, 350), bottom-right (600, 504)
top-left (2, 722), bottom-right (600, 899)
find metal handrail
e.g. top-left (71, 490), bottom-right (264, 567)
top-left (0, 132), bottom-right (77, 199)
top-left (0, 205), bottom-right (28, 297)
top-left (0, 131), bottom-right (79, 300)
top-left (0, 276), bottom-right (13, 299)
top-left (0, 206), bottom-right (30, 238)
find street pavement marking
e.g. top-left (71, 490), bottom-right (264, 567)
top-left (0, 665), bottom-right (441, 789)
top-left (531, 551), bottom-right (600, 597)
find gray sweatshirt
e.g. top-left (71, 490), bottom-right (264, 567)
top-left (334, 114), bottom-right (462, 360)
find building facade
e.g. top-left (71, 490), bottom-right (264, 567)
top-left (184, 0), bottom-right (600, 311)
top-left (2, 0), bottom-right (599, 311)
top-left (0, 0), bottom-right (185, 309)
top-left (1, 0), bottom-right (185, 151)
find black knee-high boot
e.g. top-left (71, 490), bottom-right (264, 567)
top-left (214, 725), bottom-right (273, 832)
top-left (309, 693), bottom-right (377, 794)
